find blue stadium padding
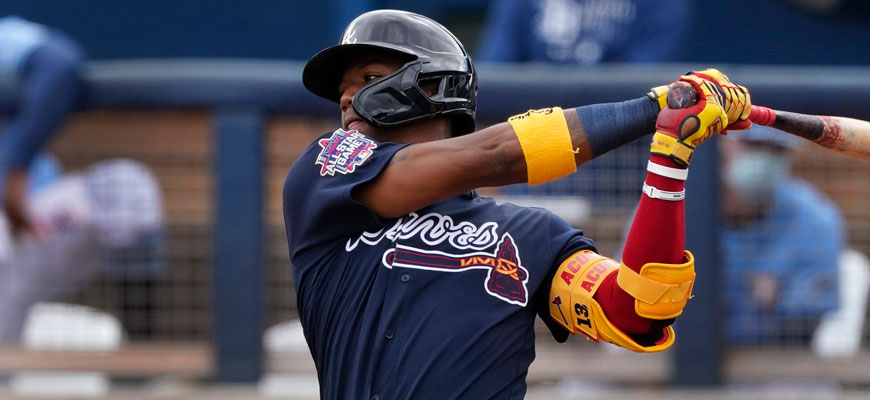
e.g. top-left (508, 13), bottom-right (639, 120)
top-left (80, 60), bottom-right (335, 117)
top-left (475, 64), bottom-right (870, 123)
top-left (675, 137), bottom-right (723, 386)
top-left (213, 109), bottom-right (265, 382)
top-left (4, 61), bottom-right (860, 122)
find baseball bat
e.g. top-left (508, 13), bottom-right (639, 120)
top-left (748, 106), bottom-right (870, 161)
top-left (668, 81), bottom-right (870, 161)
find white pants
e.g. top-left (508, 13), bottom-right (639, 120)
top-left (0, 159), bottom-right (162, 343)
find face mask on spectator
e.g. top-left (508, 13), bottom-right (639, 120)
top-left (725, 149), bottom-right (790, 200)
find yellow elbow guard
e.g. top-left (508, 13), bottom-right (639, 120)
top-left (617, 251), bottom-right (695, 320)
top-left (508, 107), bottom-right (576, 185)
top-left (549, 250), bottom-right (695, 353)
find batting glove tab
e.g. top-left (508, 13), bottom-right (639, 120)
top-left (686, 68), bottom-right (752, 130)
top-left (651, 77), bottom-right (728, 166)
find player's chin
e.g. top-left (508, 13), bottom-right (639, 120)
top-left (348, 121), bottom-right (379, 137)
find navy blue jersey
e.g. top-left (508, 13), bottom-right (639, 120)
top-left (283, 129), bottom-right (596, 399)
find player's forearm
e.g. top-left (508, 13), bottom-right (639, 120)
top-left (595, 155), bottom-right (687, 336)
top-left (622, 155), bottom-right (686, 267)
top-left (449, 94), bottom-right (660, 187)
top-left (570, 95), bottom-right (660, 160)
top-left (503, 96), bottom-right (659, 186)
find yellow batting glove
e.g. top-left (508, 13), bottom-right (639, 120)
top-left (685, 68), bottom-right (752, 130)
top-left (651, 78), bottom-right (728, 166)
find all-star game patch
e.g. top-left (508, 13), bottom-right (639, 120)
top-left (315, 129), bottom-right (378, 176)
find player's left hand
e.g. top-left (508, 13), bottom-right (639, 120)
top-left (684, 68), bottom-right (752, 130)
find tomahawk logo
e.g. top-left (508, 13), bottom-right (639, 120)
top-left (315, 129), bottom-right (377, 176)
top-left (383, 233), bottom-right (530, 306)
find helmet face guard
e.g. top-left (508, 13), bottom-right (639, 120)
top-left (302, 10), bottom-right (477, 135)
top-left (352, 59), bottom-right (476, 132)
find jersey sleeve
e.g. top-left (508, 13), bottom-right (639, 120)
top-left (534, 211), bottom-right (598, 343)
top-left (283, 130), bottom-right (409, 260)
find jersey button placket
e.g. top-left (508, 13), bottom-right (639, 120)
top-left (385, 329), bottom-right (394, 340)
top-left (371, 395), bottom-right (380, 400)
top-left (400, 273), bottom-right (411, 283)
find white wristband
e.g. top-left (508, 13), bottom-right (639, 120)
top-left (647, 160), bottom-right (689, 181)
top-left (643, 183), bottom-right (685, 201)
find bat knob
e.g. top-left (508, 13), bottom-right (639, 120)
top-left (667, 81), bottom-right (698, 109)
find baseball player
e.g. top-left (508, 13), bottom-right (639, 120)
top-left (284, 10), bottom-right (750, 399)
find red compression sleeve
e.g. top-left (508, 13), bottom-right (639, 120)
top-left (593, 154), bottom-right (686, 334)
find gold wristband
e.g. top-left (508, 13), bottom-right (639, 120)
top-left (508, 107), bottom-right (576, 185)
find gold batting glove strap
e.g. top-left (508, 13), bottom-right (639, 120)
top-left (650, 132), bottom-right (695, 167)
top-left (617, 251), bottom-right (696, 320)
top-left (549, 250), bottom-right (675, 353)
top-left (647, 84), bottom-right (670, 111)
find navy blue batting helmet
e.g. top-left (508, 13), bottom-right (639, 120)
top-left (302, 9), bottom-right (477, 135)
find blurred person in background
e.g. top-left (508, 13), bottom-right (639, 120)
top-left (0, 17), bottom-right (165, 343)
top-left (0, 15), bottom-right (84, 235)
top-left (477, 0), bottom-right (690, 65)
top-left (722, 125), bottom-right (844, 346)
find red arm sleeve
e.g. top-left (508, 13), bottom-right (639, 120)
top-left (593, 154), bottom-right (686, 336)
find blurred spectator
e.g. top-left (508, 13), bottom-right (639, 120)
top-left (0, 16), bottom-right (84, 234)
top-left (722, 126), bottom-right (844, 346)
top-left (0, 160), bottom-right (164, 343)
top-left (477, 0), bottom-right (690, 65)
top-left (0, 17), bottom-right (165, 343)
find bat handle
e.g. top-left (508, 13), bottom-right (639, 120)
top-left (667, 83), bottom-right (777, 127)
top-left (749, 105), bottom-right (776, 126)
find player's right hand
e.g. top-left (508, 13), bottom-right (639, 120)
top-left (650, 77), bottom-right (728, 166)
